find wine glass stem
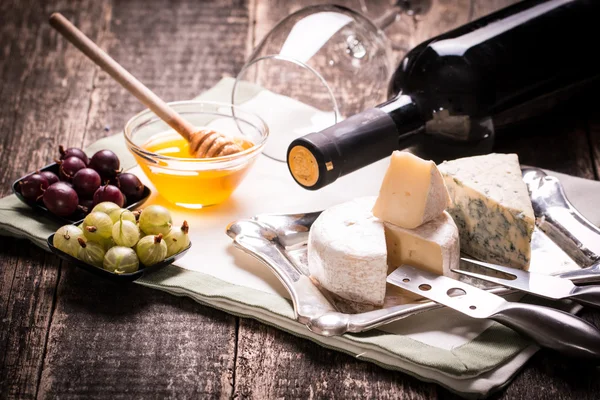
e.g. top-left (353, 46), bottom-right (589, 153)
top-left (373, 0), bottom-right (432, 30)
top-left (373, 5), bottom-right (403, 30)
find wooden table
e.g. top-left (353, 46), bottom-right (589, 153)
top-left (2, 0), bottom-right (600, 398)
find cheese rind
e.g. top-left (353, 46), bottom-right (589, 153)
top-left (372, 151), bottom-right (451, 229)
top-left (307, 196), bottom-right (388, 306)
top-left (384, 211), bottom-right (460, 279)
top-left (438, 153), bottom-right (535, 269)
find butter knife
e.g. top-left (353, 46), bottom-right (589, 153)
top-left (453, 258), bottom-right (600, 309)
top-left (387, 265), bottom-right (600, 360)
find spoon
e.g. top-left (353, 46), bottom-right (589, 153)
top-left (49, 12), bottom-right (242, 158)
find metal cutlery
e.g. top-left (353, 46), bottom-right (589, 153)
top-left (558, 262), bottom-right (600, 285)
top-left (387, 265), bottom-right (600, 360)
top-left (453, 258), bottom-right (600, 309)
top-left (522, 167), bottom-right (600, 271)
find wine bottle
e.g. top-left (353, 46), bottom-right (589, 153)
top-left (286, 0), bottom-right (600, 190)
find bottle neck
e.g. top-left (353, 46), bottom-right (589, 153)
top-left (378, 94), bottom-right (424, 145)
top-left (286, 96), bottom-right (424, 190)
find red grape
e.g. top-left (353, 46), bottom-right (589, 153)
top-left (79, 198), bottom-right (95, 213)
top-left (59, 145), bottom-right (89, 165)
top-left (58, 156), bottom-right (86, 181)
top-left (93, 184), bottom-right (125, 207)
top-left (89, 150), bottom-right (120, 180)
top-left (73, 168), bottom-right (101, 198)
top-left (43, 182), bottom-right (79, 216)
top-left (117, 173), bottom-right (144, 202)
top-left (20, 173), bottom-right (49, 201)
top-left (39, 171), bottom-right (59, 186)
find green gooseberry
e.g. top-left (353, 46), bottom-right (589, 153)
top-left (53, 225), bottom-right (85, 258)
top-left (103, 246), bottom-right (139, 274)
top-left (136, 234), bottom-right (167, 266)
top-left (164, 220), bottom-right (190, 257)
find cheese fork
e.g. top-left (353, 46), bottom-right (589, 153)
top-left (453, 258), bottom-right (600, 309)
top-left (388, 265), bottom-right (600, 360)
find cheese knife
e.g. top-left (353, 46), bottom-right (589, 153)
top-left (557, 262), bottom-right (600, 285)
top-left (387, 265), bottom-right (600, 360)
top-left (452, 258), bottom-right (600, 309)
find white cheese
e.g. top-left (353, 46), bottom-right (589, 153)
top-left (307, 196), bottom-right (388, 306)
top-left (384, 211), bottom-right (460, 279)
top-left (308, 197), bottom-right (460, 307)
top-left (438, 153), bottom-right (535, 269)
top-left (373, 151), bottom-right (451, 229)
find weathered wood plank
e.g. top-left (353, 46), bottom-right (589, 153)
top-left (35, 0), bottom-right (249, 398)
top-left (408, 0), bottom-right (472, 48)
top-left (493, 342), bottom-right (600, 400)
top-left (471, 0), bottom-right (517, 19)
top-left (0, 0), bottom-right (108, 398)
top-left (37, 268), bottom-right (237, 399)
top-left (0, 0), bottom-right (104, 197)
top-left (0, 241), bottom-right (59, 400)
top-left (234, 318), bottom-right (436, 399)
top-left (80, 0), bottom-right (251, 148)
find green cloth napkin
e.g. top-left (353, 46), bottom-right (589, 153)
top-left (1, 77), bottom-right (599, 399)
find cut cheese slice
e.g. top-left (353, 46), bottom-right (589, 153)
top-left (307, 196), bottom-right (388, 306)
top-left (372, 151), bottom-right (451, 229)
top-left (438, 153), bottom-right (535, 269)
top-left (384, 211), bottom-right (460, 279)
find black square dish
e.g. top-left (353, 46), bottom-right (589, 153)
top-left (47, 233), bottom-right (191, 282)
top-left (13, 162), bottom-right (151, 225)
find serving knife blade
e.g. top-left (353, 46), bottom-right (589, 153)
top-left (387, 265), bottom-right (600, 360)
top-left (453, 258), bottom-right (600, 309)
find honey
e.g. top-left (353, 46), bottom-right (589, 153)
top-left (136, 130), bottom-right (256, 208)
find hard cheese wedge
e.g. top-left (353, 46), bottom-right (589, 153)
top-left (372, 151), bottom-right (451, 229)
top-left (384, 211), bottom-right (460, 279)
top-left (308, 197), bottom-right (388, 306)
top-left (438, 153), bottom-right (535, 269)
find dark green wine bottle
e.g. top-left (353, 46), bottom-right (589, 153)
top-left (287, 0), bottom-right (600, 190)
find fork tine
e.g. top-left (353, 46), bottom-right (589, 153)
top-left (459, 257), bottom-right (521, 276)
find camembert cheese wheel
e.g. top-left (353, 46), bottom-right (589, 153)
top-left (372, 151), bottom-right (451, 229)
top-left (308, 197), bottom-right (460, 306)
top-left (308, 197), bottom-right (388, 306)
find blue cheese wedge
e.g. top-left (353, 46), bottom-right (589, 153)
top-left (438, 153), bottom-right (535, 269)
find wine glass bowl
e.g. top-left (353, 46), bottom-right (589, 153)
top-left (232, 4), bottom-right (394, 161)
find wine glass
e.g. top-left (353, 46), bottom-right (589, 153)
top-left (231, 4), bottom-right (396, 162)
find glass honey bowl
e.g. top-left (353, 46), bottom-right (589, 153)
top-left (124, 101), bottom-right (268, 209)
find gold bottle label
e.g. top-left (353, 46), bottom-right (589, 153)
top-left (288, 146), bottom-right (320, 187)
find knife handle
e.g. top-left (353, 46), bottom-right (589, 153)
top-left (570, 285), bottom-right (600, 309)
top-left (491, 302), bottom-right (600, 360)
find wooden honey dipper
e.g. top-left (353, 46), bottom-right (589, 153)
top-left (49, 13), bottom-right (243, 158)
